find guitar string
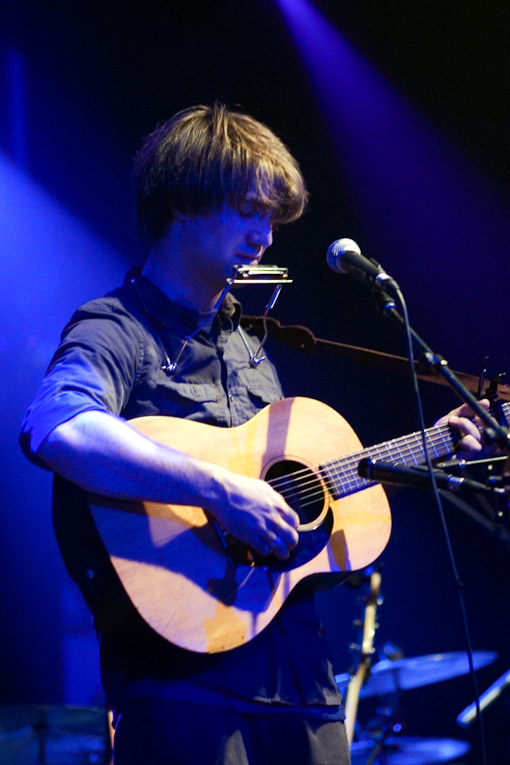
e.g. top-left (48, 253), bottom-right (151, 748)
top-left (265, 425), bottom-right (456, 505)
top-left (264, 401), bottom-right (510, 504)
top-left (268, 455), bottom-right (452, 511)
top-left (268, 433), bottom-right (455, 502)
top-left (267, 400), bottom-right (510, 501)
top-left (269, 411), bottom-right (507, 510)
top-left (266, 425), bottom-right (455, 494)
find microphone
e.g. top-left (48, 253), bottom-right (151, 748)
top-left (358, 458), bottom-right (507, 498)
top-left (327, 238), bottom-right (399, 291)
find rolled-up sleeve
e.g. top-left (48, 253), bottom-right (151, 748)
top-left (20, 300), bottom-right (145, 465)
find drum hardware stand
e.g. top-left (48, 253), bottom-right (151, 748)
top-left (342, 567), bottom-right (383, 747)
top-left (457, 667), bottom-right (510, 727)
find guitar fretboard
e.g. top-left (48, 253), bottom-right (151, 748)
top-left (321, 401), bottom-right (510, 500)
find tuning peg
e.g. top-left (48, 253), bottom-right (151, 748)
top-left (477, 355), bottom-right (490, 398)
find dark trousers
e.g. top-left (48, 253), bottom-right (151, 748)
top-left (113, 698), bottom-right (350, 765)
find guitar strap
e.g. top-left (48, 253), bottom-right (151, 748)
top-left (241, 316), bottom-right (510, 402)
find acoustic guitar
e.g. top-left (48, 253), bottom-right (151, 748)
top-left (88, 396), bottom-right (508, 653)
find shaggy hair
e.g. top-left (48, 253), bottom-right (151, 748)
top-left (133, 103), bottom-right (308, 243)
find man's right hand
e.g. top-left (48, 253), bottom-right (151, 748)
top-left (208, 469), bottom-right (300, 560)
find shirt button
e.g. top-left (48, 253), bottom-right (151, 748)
top-left (228, 392), bottom-right (233, 400)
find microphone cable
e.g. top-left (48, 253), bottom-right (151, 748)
top-left (390, 284), bottom-right (488, 765)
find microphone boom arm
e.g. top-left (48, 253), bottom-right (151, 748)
top-left (377, 292), bottom-right (510, 454)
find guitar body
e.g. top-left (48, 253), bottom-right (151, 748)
top-left (89, 397), bottom-right (391, 653)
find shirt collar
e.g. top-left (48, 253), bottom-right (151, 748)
top-left (125, 269), bottom-right (241, 333)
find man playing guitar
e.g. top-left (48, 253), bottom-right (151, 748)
top-left (20, 103), bottom-right (485, 764)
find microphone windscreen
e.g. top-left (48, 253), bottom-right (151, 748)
top-left (327, 238), bottom-right (362, 274)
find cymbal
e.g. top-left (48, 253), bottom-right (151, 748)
top-left (0, 704), bottom-right (108, 736)
top-left (336, 650), bottom-right (497, 697)
top-left (0, 705), bottom-right (109, 764)
top-left (351, 736), bottom-right (470, 764)
top-left (0, 731), bottom-right (109, 764)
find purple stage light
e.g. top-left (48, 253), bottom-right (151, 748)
top-left (5, 49), bottom-right (28, 167)
top-left (276, 0), bottom-right (510, 350)
top-left (0, 152), bottom-right (124, 703)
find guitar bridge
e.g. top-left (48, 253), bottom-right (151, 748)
top-left (210, 518), bottom-right (256, 568)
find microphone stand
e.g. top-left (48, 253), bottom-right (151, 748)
top-left (374, 290), bottom-right (510, 455)
top-left (374, 286), bottom-right (506, 765)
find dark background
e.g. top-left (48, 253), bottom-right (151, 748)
top-left (1, 1), bottom-right (509, 761)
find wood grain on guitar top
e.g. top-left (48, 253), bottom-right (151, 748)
top-left (89, 397), bottom-right (392, 653)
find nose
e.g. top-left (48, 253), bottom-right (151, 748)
top-left (247, 216), bottom-right (273, 251)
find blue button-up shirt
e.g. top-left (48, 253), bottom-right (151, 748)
top-left (20, 273), bottom-right (343, 718)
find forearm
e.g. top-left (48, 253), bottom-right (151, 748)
top-left (35, 409), bottom-right (300, 558)
top-left (36, 410), bottom-right (225, 509)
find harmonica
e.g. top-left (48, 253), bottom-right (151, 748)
top-left (230, 265), bottom-right (292, 285)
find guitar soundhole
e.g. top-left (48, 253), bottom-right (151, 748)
top-left (265, 460), bottom-right (325, 525)
top-left (262, 460), bottom-right (333, 572)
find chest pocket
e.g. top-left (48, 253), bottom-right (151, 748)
top-left (227, 366), bottom-right (283, 426)
top-left (241, 376), bottom-right (282, 405)
top-left (154, 375), bottom-right (220, 422)
top-left (237, 364), bottom-right (282, 397)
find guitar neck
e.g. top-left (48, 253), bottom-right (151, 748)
top-left (322, 401), bottom-right (510, 500)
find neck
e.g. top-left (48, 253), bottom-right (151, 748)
top-left (142, 228), bottom-right (222, 313)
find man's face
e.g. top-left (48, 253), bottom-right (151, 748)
top-left (179, 201), bottom-right (274, 293)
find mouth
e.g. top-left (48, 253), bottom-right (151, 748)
top-left (234, 252), bottom-right (262, 265)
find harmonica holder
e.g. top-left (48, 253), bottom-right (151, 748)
top-left (222, 265), bottom-right (293, 367)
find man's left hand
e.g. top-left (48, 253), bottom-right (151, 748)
top-left (435, 399), bottom-right (490, 457)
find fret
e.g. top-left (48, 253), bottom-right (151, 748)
top-left (321, 424), bottom-right (456, 500)
top-left (321, 401), bottom-right (510, 501)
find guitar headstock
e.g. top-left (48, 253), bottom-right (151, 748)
top-left (482, 372), bottom-right (508, 404)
